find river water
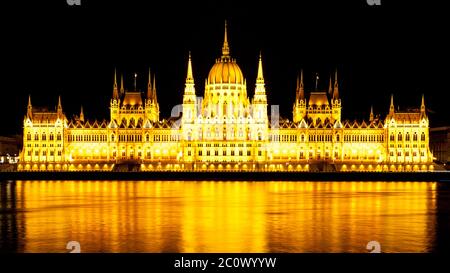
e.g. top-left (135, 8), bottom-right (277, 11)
top-left (1, 181), bottom-right (449, 253)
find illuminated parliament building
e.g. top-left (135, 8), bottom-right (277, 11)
top-left (18, 23), bottom-right (434, 172)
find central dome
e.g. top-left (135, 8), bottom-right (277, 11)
top-left (207, 21), bottom-right (245, 85)
top-left (208, 59), bottom-right (244, 84)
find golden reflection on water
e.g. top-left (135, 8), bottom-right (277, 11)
top-left (2, 181), bottom-right (438, 252)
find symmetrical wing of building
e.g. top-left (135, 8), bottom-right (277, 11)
top-left (18, 23), bottom-right (434, 172)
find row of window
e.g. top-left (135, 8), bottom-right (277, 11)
top-left (268, 134), bottom-right (385, 143)
top-left (389, 151), bottom-right (425, 157)
top-left (389, 132), bottom-right (425, 142)
top-left (153, 135), bottom-right (180, 142)
top-left (197, 143), bottom-right (253, 147)
top-left (196, 150), bottom-right (262, 157)
top-left (27, 133), bottom-right (61, 141)
top-left (68, 135), bottom-right (108, 142)
top-left (270, 135), bottom-right (298, 142)
top-left (343, 135), bottom-right (384, 142)
top-left (27, 151), bottom-right (62, 156)
top-left (390, 144), bottom-right (425, 148)
top-left (27, 143), bottom-right (61, 148)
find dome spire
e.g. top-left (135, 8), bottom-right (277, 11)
top-left (256, 51), bottom-right (264, 84)
top-left (186, 51), bottom-right (194, 84)
top-left (222, 20), bottom-right (230, 58)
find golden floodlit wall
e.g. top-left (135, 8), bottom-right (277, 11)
top-left (17, 23), bottom-right (433, 172)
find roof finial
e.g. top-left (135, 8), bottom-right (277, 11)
top-left (186, 51), bottom-right (194, 84)
top-left (222, 20), bottom-right (230, 58)
top-left (134, 73), bottom-right (137, 92)
top-left (256, 51), bottom-right (264, 84)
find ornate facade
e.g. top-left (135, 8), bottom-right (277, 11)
top-left (18, 23), bottom-right (434, 172)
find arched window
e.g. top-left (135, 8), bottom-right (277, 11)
top-left (421, 132), bottom-right (425, 141)
top-left (35, 133), bottom-right (39, 141)
top-left (390, 134), bottom-right (395, 141)
top-left (398, 133), bottom-right (402, 141)
top-left (214, 127), bottom-right (220, 137)
top-left (42, 133), bottom-right (46, 141)
top-left (336, 134), bottom-right (340, 142)
top-left (57, 133), bottom-right (61, 141)
top-left (145, 134), bottom-right (149, 142)
top-left (413, 132), bottom-right (418, 141)
top-left (406, 133), bottom-right (410, 141)
top-left (50, 133), bottom-right (54, 141)
top-left (27, 133), bottom-right (31, 141)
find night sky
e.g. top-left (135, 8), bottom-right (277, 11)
top-left (1, 0), bottom-right (448, 136)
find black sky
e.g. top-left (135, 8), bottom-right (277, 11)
top-left (1, 0), bottom-right (448, 135)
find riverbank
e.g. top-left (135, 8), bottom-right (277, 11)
top-left (1, 170), bottom-right (449, 181)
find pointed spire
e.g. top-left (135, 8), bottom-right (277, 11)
top-left (57, 96), bottom-right (63, 116)
top-left (134, 73), bottom-right (137, 92)
top-left (332, 69), bottom-right (339, 100)
top-left (152, 74), bottom-right (157, 103)
top-left (256, 52), bottom-right (264, 84)
top-left (80, 105), bottom-right (84, 122)
top-left (120, 74), bottom-right (124, 95)
top-left (27, 95), bottom-right (32, 118)
top-left (420, 94), bottom-right (426, 116)
top-left (147, 68), bottom-right (152, 99)
top-left (315, 73), bottom-right (319, 90)
top-left (186, 51), bottom-right (194, 84)
top-left (389, 94), bottom-right (395, 115)
top-left (328, 75), bottom-right (333, 95)
top-left (369, 106), bottom-right (374, 122)
top-left (221, 20), bottom-right (230, 58)
top-left (113, 69), bottom-right (119, 99)
top-left (299, 70), bottom-right (304, 100)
